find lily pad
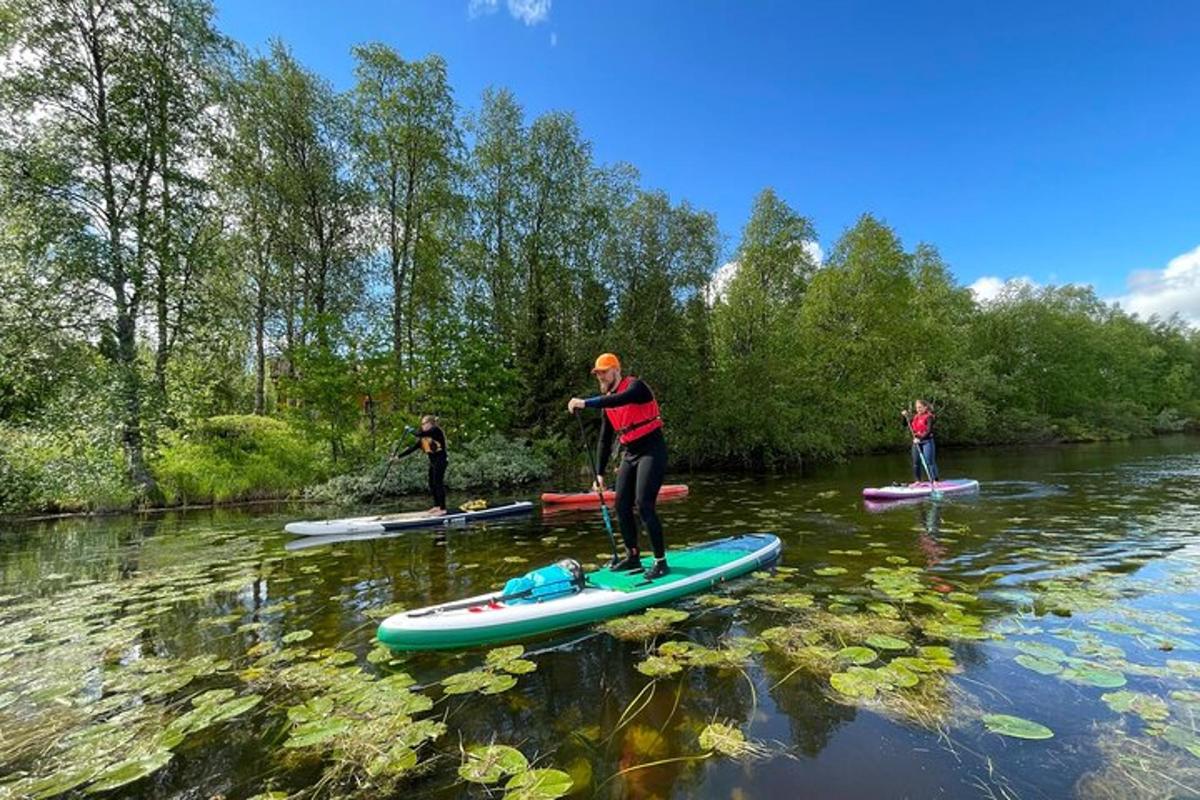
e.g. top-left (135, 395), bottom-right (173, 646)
top-left (84, 750), bottom-right (174, 793)
top-left (1101, 691), bottom-right (1169, 722)
top-left (835, 646), bottom-right (878, 665)
top-left (281, 630), bottom-right (313, 644)
top-left (696, 595), bottom-right (739, 608)
top-left (698, 722), bottom-right (751, 757)
top-left (480, 673), bottom-right (518, 695)
top-left (503, 768), bottom-right (573, 800)
top-left (865, 634), bottom-right (909, 651)
top-left (1163, 725), bottom-right (1200, 758)
top-left (1015, 655), bottom-right (1063, 675)
top-left (284, 717), bottom-right (352, 748)
top-left (442, 670), bottom-right (495, 695)
top-left (636, 655), bottom-right (683, 678)
top-left (486, 646), bottom-right (526, 666)
top-left (830, 667), bottom-right (881, 698)
top-left (982, 713), bottom-right (1054, 740)
top-left (814, 567), bottom-right (848, 577)
top-left (1061, 664), bottom-right (1126, 688)
top-left (1015, 641), bottom-right (1068, 662)
top-left (876, 661), bottom-right (920, 688)
top-left (459, 744), bottom-right (528, 784)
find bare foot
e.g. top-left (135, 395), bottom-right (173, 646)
top-left (428, 508), bottom-right (447, 517)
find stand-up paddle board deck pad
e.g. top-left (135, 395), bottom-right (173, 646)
top-left (861, 479), bottom-right (979, 501)
top-left (377, 532), bottom-right (781, 651)
top-left (285, 501), bottom-right (533, 536)
top-left (540, 484), bottom-right (689, 506)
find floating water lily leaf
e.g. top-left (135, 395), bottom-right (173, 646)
top-left (1015, 655), bottom-right (1063, 675)
top-left (1015, 641), bottom-right (1068, 662)
top-left (502, 556), bottom-right (528, 564)
top-left (866, 634), bottom-right (909, 651)
top-left (814, 567), bottom-right (848, 577)
top-left (1163, 726), bottom-right (1200, 758)
top-left (877, 661), bottom-right (919, 688)
top-left (281, 630), bottom-right (312, 644)
top-left (441, 670), bottom-right (494, 695)
top-left (284, 717), bottom-right (352, 748)
top-left (480, 673), bottom-right (518, 695)
top-left (502, 768), bottom-right (573, 800)
top-left (696, 594), bottom-right (739, 608)
top-left (486, 646), bottom-right (525, 666)
top-left (84, 749), bottom-right (173, 793)
top-left (868, 602), bottom-right (900, 618)
top-left (17, 766), bottom-right (99, 799)
top-left (918, 646), bottom-right (955, 662)
top-left (1167, 659), bottom-right (1200, 678)
top-left (982, 713), bottom-right (1054, 740)
top-left (366, 745), bottom-right (418, 777)
top-left (636, 655), bottom-right (682, 678)
top-left (191, 688), bottom-right (235, 707)
top-left (500, 659), bottom-right (537, 675)
top-left (885, 556), bottom-right (909, 565)
top-left (598, 608), bottom-right (688, 640)
top-left (1062, 665), bottom-right (1126, 688)
top-left (835, 646), bottom-right (877, 665)
top-left (891, 656), bottom-right (937, 674)
top-left (287, 695), bottom-right (334, 724)
top-left (1101, 691), bottom-right (1169, 722)
top-left (699, 722), bottom-right (750, 757)
top-left (830, 667), bottom-right (881, 698)
top-left (1171, 690), bottom-right (1200, 706)
top-left (459, 744), bottom-right (529, 784)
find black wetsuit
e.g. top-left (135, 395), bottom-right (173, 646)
top-left (398, 427), bottom-right (448, 510)
top-left (588, 379), bottom-right (668, 560)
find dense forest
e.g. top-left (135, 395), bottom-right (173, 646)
top-left (2, 0), bottom-right (1197, 514)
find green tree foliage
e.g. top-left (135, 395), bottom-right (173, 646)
top-left (1, 7), bottom-right (1198, 514)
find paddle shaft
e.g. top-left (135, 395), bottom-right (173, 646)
top-left (368, 429), bottom-right (417, 505)
top-left (905, 414), bottom-right (942, 499)
top-left (575, 411), bottom-right (620, 560)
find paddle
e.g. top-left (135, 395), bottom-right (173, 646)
top-left (368, 426), bottom-right (416, 506)
top-left (904, 412), bottom-right (942, 501)
top-left (574, 411), bottom-right (620, 564)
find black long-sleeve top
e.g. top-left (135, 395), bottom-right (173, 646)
top-left (397, 426), bottom-right (447, 459)
top-left (585, 378), bottom-right (662, 468)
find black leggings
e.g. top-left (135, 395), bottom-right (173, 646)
top-left (428, 455), bottom-right (448, 510)
top-left (614, 436), bottom-right (667, 559)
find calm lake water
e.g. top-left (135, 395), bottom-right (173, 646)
top-left (3, 436), bottom-right (1200, 799)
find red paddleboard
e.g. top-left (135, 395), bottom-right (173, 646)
top-left (541, 484), bottom-right (689, 506)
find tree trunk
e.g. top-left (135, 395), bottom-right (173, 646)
top-left (86, 2), bottom-right (159, 502)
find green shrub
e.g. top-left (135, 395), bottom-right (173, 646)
top-left (154, 415), bottom-right (326, 505)
top-left (305, 433), bottom-right (554, 505)
top-left (0, 424), bottom-right (132, 515)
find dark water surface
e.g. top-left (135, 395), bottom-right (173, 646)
top-left (3, 436), bottom-right (1200, 799)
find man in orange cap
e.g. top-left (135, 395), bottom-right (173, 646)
top-left (568, 353), bottom-right (670, 579)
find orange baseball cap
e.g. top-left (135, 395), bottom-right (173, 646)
top-left (591, 353), bottom-right (621, 373)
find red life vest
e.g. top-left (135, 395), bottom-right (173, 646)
top-left (911, 411), bottom-right (934, 438)
top-left (605, 376), bottom-right (663, 445)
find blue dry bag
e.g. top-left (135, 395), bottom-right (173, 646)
top-left (502, 559), bottom-right (584, 605)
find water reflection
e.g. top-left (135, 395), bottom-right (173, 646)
top-left (1, 436), bottom-right (1199, 798)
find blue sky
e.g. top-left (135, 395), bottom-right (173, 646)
top-left (214, 1), bottom-right (1200, 319)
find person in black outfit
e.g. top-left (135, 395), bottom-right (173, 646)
top-left (393, 415), bottom-right (448, 515)
top-left (568, 353), bottom-right (670, 580)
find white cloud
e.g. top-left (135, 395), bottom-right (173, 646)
top-left (705, 260), bottom-right (739, 306)
top-left (470, 0), bottom-right (551, 24)
top-left (803, 240), bottom-right (823, 266)
top-left (507, 0), bottom-right (552, 24)
top-left (467, 0), bottom-right (499, 18)
top-left (969, 275), bottom-right (1039, 303)
top-left (1116, 244), bottom-right (1200, 324)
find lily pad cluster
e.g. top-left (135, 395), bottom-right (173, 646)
top-left (598, 608), bottom-right (689, 641)
top-left (636, 638), bottom-right (768, 677)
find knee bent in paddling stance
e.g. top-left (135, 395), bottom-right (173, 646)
top-left (568, 352), bottom-right (670, 580)
top-left (394, 414), bottom-right (449, 515)
top-left (902, 399), bottom-right (939, 483)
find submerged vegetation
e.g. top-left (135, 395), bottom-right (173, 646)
top-left (2, 1), bottom-right (1200, 514)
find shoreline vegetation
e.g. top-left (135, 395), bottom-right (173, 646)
top-left (5, 429), bottom-right (1197, 521)
top-left (2, 3), bottom-right (1198, 519)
